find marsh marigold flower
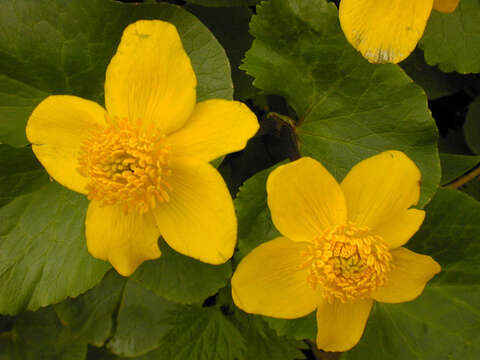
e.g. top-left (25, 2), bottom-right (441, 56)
top-left (339, 0), bottom-right (460, 63)
top-left (26, 20), bottom-right (259, 276)
top-left (231, 152), bottom-right (440, 351)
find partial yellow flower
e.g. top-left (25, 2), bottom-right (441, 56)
top-left (26, 20), bottom-right (259, 276)
top-left (339, 0), bottom-right (461, 63)
top-left (231, 152), bottom-right (440, 351)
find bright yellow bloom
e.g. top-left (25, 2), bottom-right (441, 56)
top-left (231, 152), bottom-right (440, 351)
top-left (339, 0), bottom-right (460, 63)
top-left (26, 20), bottom-right (259, 276)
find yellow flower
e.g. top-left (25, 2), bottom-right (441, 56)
top-left (231, 152), bottom-right (440, 351)
top-left (339, 0), bottom-right (460, 63)
top-left (26, 20), bottom-right (259, 277)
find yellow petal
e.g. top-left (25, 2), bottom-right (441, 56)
top-left (153, 157), bottom-right (236, 264)
top-left (372, 247), bottom-right (441, 303)
top-left (267, 157), bottom-right (347, 243)
top-left (433, 0), bottom-right (460, 13)
top-left (26, 95), bottom-right (106, 194)
top-left (373, 209), bottom-right (425, 249)
top-left (341, 151), bottom-right (422, 247)
top-left (168, 99), bottom-right (259, 162)
top-left (316, 298), bottom-right (373, 352)
top-left (339, 0), bottom-right (434, 63)
top-left (105, 20), bottom-right (196, 135)
top-left (232, 237), bottom-right (323, 319)
top-left (85, 201), bottom-right (161, 277)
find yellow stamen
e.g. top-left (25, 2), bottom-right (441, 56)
top-left (301, 223), bottom-right (393, 303)
top-left (78, 116), bottom-right (171, 214)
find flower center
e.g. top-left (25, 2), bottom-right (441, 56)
top-left (301, 223), bottom-right (393, 303)
top-left (78, 116), bottom-right (171, 214)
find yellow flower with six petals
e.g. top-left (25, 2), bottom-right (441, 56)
top-left (26, 20), bottom-right (259, 276)
top-left (231, 152), bottom-right (440, 351)
top-left (339, 0), bottom-right (460, 63)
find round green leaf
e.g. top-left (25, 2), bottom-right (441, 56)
top-left (234, 163), bottom-right (291, 263)
top-left (12, 307), bottom-right (87, 360)
top-left (0, 335), bottom-right (14, 360)
top-left (107, 280), bottom-right (182, 357)
top-left (230, 311), bottom-right (306, 360)
top-left (264, 313), bottom-right (316, 342)
top-left (55, 270), bottom-right (127, 347)
top-left (185, 5), bottom-right (256, 100)
top-left (110, 281), bottom-right (303, 360)
top-left (440, 152), bottom-right (480, 185)
top-left (464, 96), bottom-right (480, 154)
top-left (131, 238), bottom-right (232, 304)
top-left (0, 183), bottom-right (111, 315)
top-left (400, 49), bottom-right (472, 100)
top-left (0, 145), bottom-right (49, 208)
top-left (420, 0), bottom-right (480, 74)
top-left (0, 0), bottom-right (232, 146)
top-left (242, 0), bottom-right (440, 207)
top-left (461, 178), bottom-right (480, 200)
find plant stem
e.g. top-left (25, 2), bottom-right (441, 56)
top-left (448, 165), bottom-right (480, 189)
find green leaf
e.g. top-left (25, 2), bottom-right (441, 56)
top-left (55, 270), bottom-right (127, 347)
top-left (460, 178), bottom-right (480, 201)
top-left (438, 127), bottom-right (473, 155)
top-left (264, 313), bottom-right (316, 343)
top-left (440, 153), bottom-right (480, 185)
top-left (108, 279), bottom-right (305, 359)
top-left (420, 0), bottom-right (480, 74)
top-left (110, 280), bottom-right (245, 359)
top-left (231, 310), bottom-right (307, 360)
top-left (105, 276), bottom-right (299, 360)
top-left (0, 145), bottom-right (49, 208)
top-left (0, 334), bottom-right (14, 360)
top-left (408, 188), bottom-right (480, 279)
top-left (0, 182), bottom-right (110, 315)
top-left (185, 5), bottom-right (256, 100)
top-left (0, 0), bottom-right (232, 146)
top-left (234, 165), bottom-right (281, 261)
top-left (11, 307), bottom-right (87, 360)
top-left (464, 96), bottom-right (480, 154)
top-left (132, 238), bottom-right (231, 304)
top-left (130, 307), bottom-right (246, 360)
top-left (184, 0), bottom-right (261, 7)
top-left (242, 0), bottom-right (440, 207)
top-left (0, 77), bottom-right (49, 147)
top-left (107, 280), bottom-right (181, 357)
top-left (343, 188), bottom-right (480, 360)
top-left (400, 49), bottom-right (472, 100)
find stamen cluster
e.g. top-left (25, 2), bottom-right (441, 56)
top-left (302, 223), bottom-right (393, 303)
top-left (78, 117), bottom-right (171, 214)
